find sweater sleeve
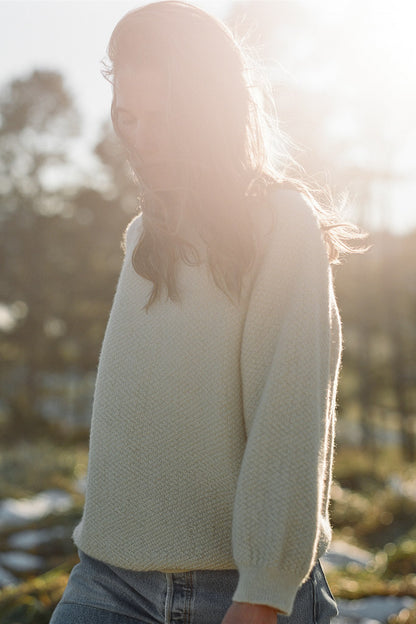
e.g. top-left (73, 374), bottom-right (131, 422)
top-left (231, 190), bottom-right (342, 614)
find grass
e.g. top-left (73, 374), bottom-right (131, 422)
top-left (332, 446), bottom-right (416, 549)
top-left (0, 438), bottom-right (88, 501)
top-left (0, 556), bottom-right (78, 624)
top-left (0, 438), bottom-right (87, 621)
top-left (327, 444), bottom-right (416, 609)
top-left (333, 444), bottom-right (411, 490)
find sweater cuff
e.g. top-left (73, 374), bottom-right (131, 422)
top-left (232, 566), bottom-right (302, 615)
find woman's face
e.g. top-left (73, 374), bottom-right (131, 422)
top-left (113, 66), bottom-right (176, 189)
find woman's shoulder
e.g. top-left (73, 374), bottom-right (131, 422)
top-left (266, 183), bottom-right (321, 234)
top-left (242, 184), bottom-right (332, 312)
top-left (245, 183), bottom-right (329, 292)
top-left (252, 183), bottom-right (324, 254)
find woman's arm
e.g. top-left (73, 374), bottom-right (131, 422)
top-left (230, 190), bottom-right (342, 615)
top-left (222, 601), bottom-right (281, 624)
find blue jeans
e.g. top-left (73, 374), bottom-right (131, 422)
top-left (49, 549), bottom-right (338, 623)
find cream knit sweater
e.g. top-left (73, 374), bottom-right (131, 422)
top-left (73, 187), bottom-right (342, 615)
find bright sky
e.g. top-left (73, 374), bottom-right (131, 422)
top-left (1, 0), bottom-right (415, 234)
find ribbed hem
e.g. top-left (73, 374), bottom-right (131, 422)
top-left (232, 566), bottom-right (301, 615)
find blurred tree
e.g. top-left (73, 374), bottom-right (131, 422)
top-left (0, 69), bottom-right (80, 201)
top-left (0, 69), bottom-right (81, 433)
top-left (336, 227), bottom-right (416, 460)
top-left (378, 230), bottom-right (416, 461)
top-left (0, 70), bottom-right (136, 438)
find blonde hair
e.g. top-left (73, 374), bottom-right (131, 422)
top-left (103, 0), bottom-right (365, 309)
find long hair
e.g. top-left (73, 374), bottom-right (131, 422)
top-left (103, 0), bottom-right (365, 309)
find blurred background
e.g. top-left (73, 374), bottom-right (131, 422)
top-left (0, 1), bottom-right (415, 623)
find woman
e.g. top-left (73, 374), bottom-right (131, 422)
top-left (50, 2), bottom-right (363, 623)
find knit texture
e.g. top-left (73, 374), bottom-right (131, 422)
top-left (73, 188), bottom-right (342, 615)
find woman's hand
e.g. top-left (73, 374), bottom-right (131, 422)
top-left (221, 601), bottom-right (281, 624)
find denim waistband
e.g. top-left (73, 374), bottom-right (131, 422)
top-left (50, 549), bottom-right (338, 624)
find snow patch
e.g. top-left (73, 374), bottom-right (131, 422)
top-left (8, 525), bottom-right (71, 549)
top-left (0, 551), bottom-right (44, 572)
top-left (335, 595), bottom-right (416, 623)
top-left (0, 490), bottom-right (73, 529)
top-left (322, 540), bottom-right (373, 570)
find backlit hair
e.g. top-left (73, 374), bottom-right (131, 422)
top-left (103, 0), bottom-right (365, 309)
